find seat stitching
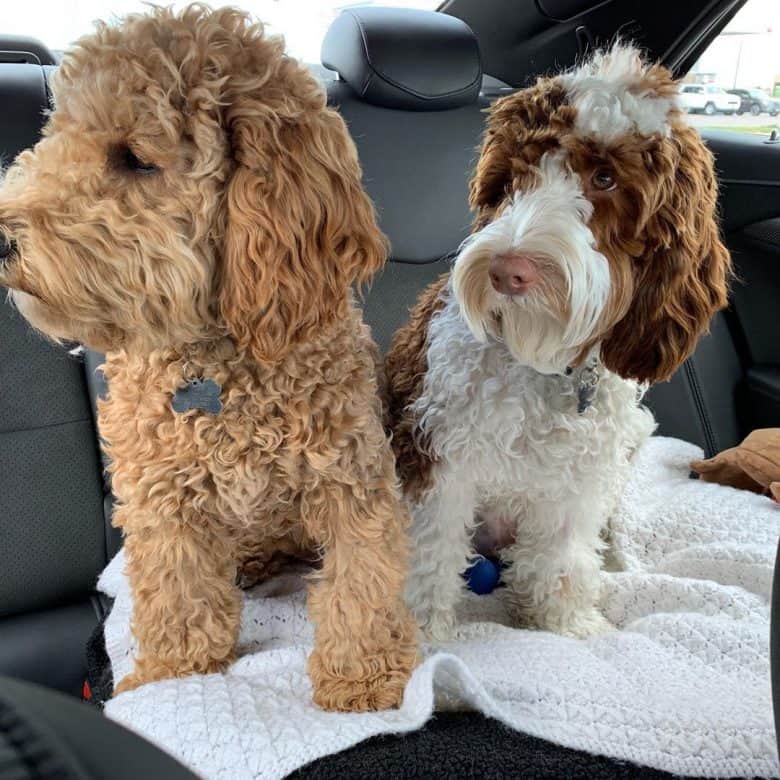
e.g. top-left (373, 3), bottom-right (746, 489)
top-left (0, 416), bottom-right (92, 437)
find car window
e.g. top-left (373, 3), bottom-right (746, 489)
top-left (684, 0), bottom-right (779, 134)
top-left (2, 0), bottom-right (440, 62)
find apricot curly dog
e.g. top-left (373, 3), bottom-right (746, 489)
top-left (0, 4), bottom-right (418, 711)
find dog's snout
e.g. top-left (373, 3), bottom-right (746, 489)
top-left (489, 253), bottom-right (539, 296)
top-left (0, 230), bottom-right (15, 265)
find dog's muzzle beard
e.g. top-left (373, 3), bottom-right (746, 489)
top-left (452, 154), bottom-right (612, 375)
top-left (0, 238), bottom-right (92, 347)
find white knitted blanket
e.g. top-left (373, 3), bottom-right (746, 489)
top-left (99, 436), bottom-right (780, 779)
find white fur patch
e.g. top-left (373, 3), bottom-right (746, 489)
top-left (559, 42), bottom-right (681, 143)
top-left (405, 289), bottom-right (656, 638)
top-left (452, 153), bottom-right (611, 374)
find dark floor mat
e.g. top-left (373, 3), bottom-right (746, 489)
top-left (290, 711), bottom-right (753, 780)
top-left (85, 615), bottom-right (113, 706)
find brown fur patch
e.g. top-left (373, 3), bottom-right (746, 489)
top-left (470, 78), bottom-right (574, 230)
top-left (385, 274), bottom-right (450, 502)
top-left (597, 119), bottom-right (731, 381)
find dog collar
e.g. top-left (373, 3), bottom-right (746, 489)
top-left (564, 356), bottom-right (601, 414)
top-left (172, 377), bottom-right (223, 415)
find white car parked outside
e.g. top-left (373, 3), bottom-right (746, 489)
top-left (679, 84), bottom-right (741, 115)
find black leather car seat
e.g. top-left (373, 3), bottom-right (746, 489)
top-left (643, 312), bottom-right (745, 456)
top-left (321, 7), bottom-right (487, 355)
top-left (0, 53), bottom-right (111, 696)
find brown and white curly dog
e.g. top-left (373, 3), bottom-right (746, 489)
top-left (385, 44), bottom-right (730, 640)
top-left (0, 4), bottom-right (418, 711)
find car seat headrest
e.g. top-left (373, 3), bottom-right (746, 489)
top-left (321, 7), bottom-right (482, 112)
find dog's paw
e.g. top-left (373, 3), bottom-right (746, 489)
top-left (114, 671), bottom-right (157, 695)
top-left (557, 608), bottom-right (613, 639)
top-left (113, 657), bottom-right (231, 696)
top-left (114, 665), bottom-right (179, 695)
top-left (312, 669), bottom-right (409, 712)
top-left (309, 652), bottom-right (414, 712)
top-left (418, 609), bottom-right (458, 642)
top-left (409, 598), bottom-right (457, 641)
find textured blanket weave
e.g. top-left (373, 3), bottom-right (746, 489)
top-left (100, 437), bottom-right (780, 779)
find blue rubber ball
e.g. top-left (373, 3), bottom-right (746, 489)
top-left (464, 557), bottom-right (501, 595)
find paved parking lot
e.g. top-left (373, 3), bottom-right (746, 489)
top-left (686, 112), bottom-right (779, 133)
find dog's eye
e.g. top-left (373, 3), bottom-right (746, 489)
top-left (117, 146), bottom-right (157, 174)
top-left (592, 169), bottom-right (616, 191)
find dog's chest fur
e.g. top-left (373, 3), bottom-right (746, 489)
top-left (97, 309), bottom-right (383, 555)
top-left (414, 297), bottom-right (655, 506)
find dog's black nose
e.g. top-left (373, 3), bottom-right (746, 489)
top-left (0, 232), bottom-right (15, 264)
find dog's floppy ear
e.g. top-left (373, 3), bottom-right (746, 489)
top-left (469, 123), bottom-right (513, 228)
top-left (219, 64), bottom-right (386, 363)
top-left (600, 123), bottom-right (731, 384)
top-left (470, 82), bottom-right (568, 230)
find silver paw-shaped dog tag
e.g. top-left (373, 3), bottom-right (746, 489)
top-left (576, 361), bottom-right (601, 414)
top-left (172, 378), bottom-right (223, 415)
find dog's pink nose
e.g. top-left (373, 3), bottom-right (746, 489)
top-left (488, 253), bottom-right (538, 296)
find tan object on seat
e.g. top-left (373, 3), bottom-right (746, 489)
top-left (691, 428), bottom-right (780, 502)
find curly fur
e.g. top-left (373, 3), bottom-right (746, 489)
top-left (0, 4), bottom-right (416, 711)
top-left (386, 44), bottom-right (731, 639)
top-left (384, 274), bottom-right (449, 503)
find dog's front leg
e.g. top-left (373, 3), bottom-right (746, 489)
top-left (406, 469), bottom-right (477, 641)
top-left (304, 448), bottom-right (418, 712)
top-left (502, 492), bottom-right (612, 638)
top-left (114, 505), bottom-right (241, 694)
